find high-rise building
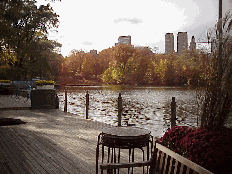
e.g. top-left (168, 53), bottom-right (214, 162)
top-left (165, 33), bottom-right (174, 54)
top-left (177, 32), bottom-right (188, 54)
top-left (90, 49), bottom-right (97, 56)
top-left (189, 36), bottom-right (196, 51)
top-left (116, 35), bottom-right (131, 45)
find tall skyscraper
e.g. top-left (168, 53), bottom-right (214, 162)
top-left (165, 33), bottom-right (174, 54)
top-left (116, 35), bottom-right (131, 45)
top-left (90, 49), bottom-right (98, 56)
top-left (177, 32), bottom-right (188, 54)
top-left (189, 36), bottom-right (196, 51)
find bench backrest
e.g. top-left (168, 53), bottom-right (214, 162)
top-left (152, 143), bottom-right (213, 174)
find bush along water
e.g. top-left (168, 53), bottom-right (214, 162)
top-left (158, 126), bottom-right (232, 174)
top-left (0, 80), bottom-right (10, 83)
top-left (35, 80), bottom-right (55, 85)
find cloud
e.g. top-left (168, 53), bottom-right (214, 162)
top-left (114, 18), bottom-right (143, 24)
top-left (82, 41), bottom-right (93, 45)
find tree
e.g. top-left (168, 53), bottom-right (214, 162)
top-left (65, 50), bottom-right (85, 77)
top-left (81, 53), bottom-right (99, 78)
top-left (0, 0), bottom-right (60, 80)
top-left (124, 47), bottom-right (154, 85)
top-left (111, 44), bottom-right (135, 71)
top-left (0, 49), bottom-right (17, 79)
top-left (98, 47), bottom-right (113, 74)
top-left (45, 51), bottom-right (63, 81)
top-left (101, 44), bottom-right (136, 84)
top-left (199, 12), bottom-right (232, 132)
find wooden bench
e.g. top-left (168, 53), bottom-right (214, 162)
top-left (100, 142), bottom-right (213, 174)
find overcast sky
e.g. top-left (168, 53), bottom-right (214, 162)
top-left (36, 0), bottom-right (231, 57)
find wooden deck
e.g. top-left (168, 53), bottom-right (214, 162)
top-left (0, 109), bottom-right (152, 173)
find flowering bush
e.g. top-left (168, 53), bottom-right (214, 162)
top-left (158, 126), bottom-right (232, 174)
top-left (35, 80), bottom-right (55, 85)
top-left (0, 80), bottom-right (10, 83)
top-left (157, 126), bottom-right (193, 155)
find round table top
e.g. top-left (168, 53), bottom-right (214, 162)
top-left (102, 127), bottom-right (150, 137)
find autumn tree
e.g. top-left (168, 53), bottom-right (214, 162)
top-left (64, 50), bottom-right (85, 78)
top-left (81, 53), bottom-right (99, 78)
top-left (124, 47), bottom-right (154, 85)
top-left (102, 44), bottom-right (136, 84)
top-left (46, 52), bottom-right (63, 81)
top-left (111, 44), bottom-right (136, 70)
top-left (98, 47), bottom-right (113, 74)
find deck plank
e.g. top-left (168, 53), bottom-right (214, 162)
top-left (0, 129), bottom-right (32, 173)
top-left (0, 109), bottom-right (153, 173)
top-left (20, 129), bottom-right (80, 173)
top-left (6, 128), bottom-right (64, 174)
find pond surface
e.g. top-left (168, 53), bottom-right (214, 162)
top-left (57, 85), bottom-right (200, 138)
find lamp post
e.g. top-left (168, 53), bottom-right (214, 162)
top-left (218, 0), bottom-right (223, 80)
top-left (219, 0), bottom-right (222, 20)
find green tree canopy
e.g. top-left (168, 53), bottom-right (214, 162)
top-left (0, 0), bottom-right (60, 80)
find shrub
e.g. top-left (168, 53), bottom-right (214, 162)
top-left (35, 80), bottom-right (55, 85)
top-left (157, 126), bottom-right (193, 154)
top-left (0, 80), bottom-right (10, 83)
top-left (158, 126), bottom-right (232, 174)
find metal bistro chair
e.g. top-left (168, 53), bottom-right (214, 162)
top-left (96, 127), bottom-right (154, 174)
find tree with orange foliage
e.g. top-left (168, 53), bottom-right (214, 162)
top-left (81, 53), bottom-right (99, 78)
top-left (102, 44), bottom-right (136, 84)
top-left (124, 47), bottom-right (154, 85)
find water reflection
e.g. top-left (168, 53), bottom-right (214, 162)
top-left (57, 85), bottom-right (198, 138)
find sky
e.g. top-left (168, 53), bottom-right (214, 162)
top-left (35, 0), bottom-right (229, 57)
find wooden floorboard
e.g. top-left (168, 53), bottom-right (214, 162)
top-left (0, 129), bottom-right (32, 174)
top-left (0, 109), bottom-right (153, 173)
top-left (21, 129), bottom-right (80, 173)
top-left (6, 128), bottom-right (59, 174)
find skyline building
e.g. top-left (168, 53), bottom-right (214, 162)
top-left (165, 33), bottom-right (174, 54)
top-left (90, 49), bottom-right (97, 56)
top-left (177, 32), bottom-right (188, 54)
top-left (115, 35), bottom-right (131, 46)
top-left (189, 36), bottom-right (196, 51)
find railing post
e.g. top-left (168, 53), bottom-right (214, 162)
top-left (64, 86), bottom-right (67, 112)
top-left (171, 97), bottom-right (176, 128)
top-left (55, 93), bottom-right (59, 109)
top-left (118, 93), bottom-right (122, 127)
top-left (86, 91), bottom-right (89, 119)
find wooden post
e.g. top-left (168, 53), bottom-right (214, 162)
top-left (118, 93), bottom-right (122, 127)
top-left (55, 93), bottom-right (59, 109)
top-left (86, 91), bottom-right (89, 119)
top-left (171, 97), bottom-right (176, 128)
top-left (64, 86), bottom-right (67, 112)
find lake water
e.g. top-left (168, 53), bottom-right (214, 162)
top-left (57, 85), bottom-right (199, 138)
